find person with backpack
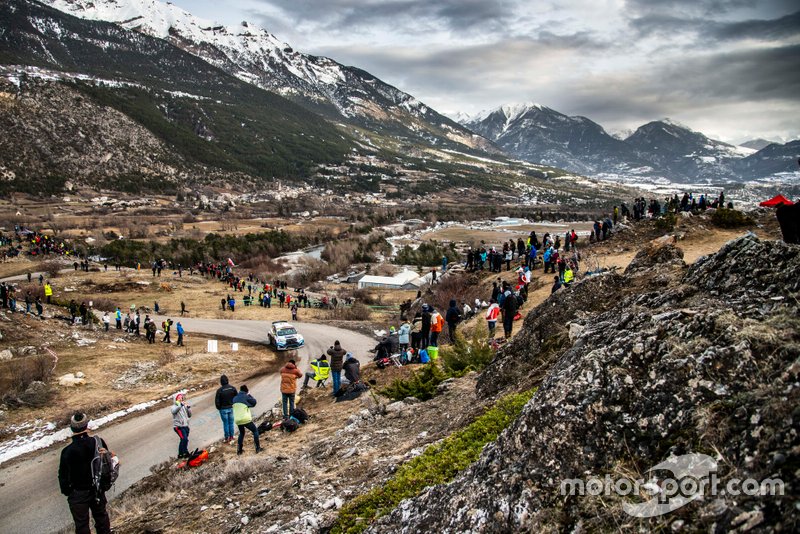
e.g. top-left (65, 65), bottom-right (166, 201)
top-left (302, 355), bottom-right (331, 389)
top-left (58, 412), bottom-right (113, 534)
top-left (171, 393), bottom-right (191, 459)
top-left (146, 318), bottom-right (156, 344)
top-left (232, 385), bottom-right (261, 455)
top-left (327, 340), bottom-right (347, 395)
top-left (162, 318), bottom-right (173, 343)
top-left (215, 375), bottom-right (238, 444)
top-left (280, 360), bottom-right (303, 418)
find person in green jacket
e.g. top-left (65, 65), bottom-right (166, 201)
top-left (232, 385), bottom-right (261, 455)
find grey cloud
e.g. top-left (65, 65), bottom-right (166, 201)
top-left (250, 0), bottom-right (517, 34)
top-left (712, 10), bottom-right (800, 40)
top-left (631, 10), bottom-right (800, 41)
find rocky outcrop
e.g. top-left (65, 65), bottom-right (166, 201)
top-left (370, 235), bottom-right (799, 532)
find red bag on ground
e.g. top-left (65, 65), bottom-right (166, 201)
top-left (188, 449), bottom-right (209, 467)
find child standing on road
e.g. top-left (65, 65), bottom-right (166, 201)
top-left (171, 393), bottom-right (191, 459)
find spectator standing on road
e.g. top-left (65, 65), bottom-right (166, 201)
top-left (171, 393), bottom-right (191, 459)
top-left (327, 340), bottom-right (347, 395)
top-left (102, 312), bottom-right (110, 331)
top-left (58, 412), bottom-right (112, 534)
top-left (232, 385), bottom-right (261, 455)
top-left (215, 375), bottom-right (238, 444)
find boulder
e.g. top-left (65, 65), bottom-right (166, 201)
top-left (370, 236), bottom-right (800, 533)
top-left (0, 349), bottom-right (12, 361)
top-left (58, 373), bottom-right (86, 387)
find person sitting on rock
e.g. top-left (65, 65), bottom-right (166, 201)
top-left (343, 353), bottom-right (361, 386)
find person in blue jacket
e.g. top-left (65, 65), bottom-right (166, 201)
top-left (176, 322), bottom-right (185, 346)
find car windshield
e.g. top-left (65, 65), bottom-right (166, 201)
top-left (277, 327), bottom-right (297, 336)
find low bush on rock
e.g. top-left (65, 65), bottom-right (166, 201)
top-left (711, 208), bottom-right (754, 228)
top-left (332, 388), bottom-right (536, 534)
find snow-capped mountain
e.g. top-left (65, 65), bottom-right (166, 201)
top-left (460, 105), bottom-right (796, 182)
top-left (739, 138), bottom-right (775, 151)
top-left (734, 140), bottom-right (800, 179)
top-left (624, 119), bottom-right (745, 181)
top-left (462, 103), bottom-right (650, 176)
top-left (42, 0), bottom-right (484, 150)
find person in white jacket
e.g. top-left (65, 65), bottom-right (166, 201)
top-left (171, 393), bottom-right (192, 459)
top-left (397, 321), bottom-right (411, 351)
top-left (485, 300), bottom-right (500, 338)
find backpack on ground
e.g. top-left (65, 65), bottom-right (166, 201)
top-left (257, 420), bottom-right (274, 434)
top-left (375, 357), bottom-right (391, 369)
top-left (91, 436), bottom-right (119, 495)
top-left (290, 408), bottom-right (309, 424)
top-left (187, 448), bottom-right (209, 467)
top-left (281, 417), bottom-right (299, 433)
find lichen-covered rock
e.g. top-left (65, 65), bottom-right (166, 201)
top-left (369, 236), bottom-right (800, 533)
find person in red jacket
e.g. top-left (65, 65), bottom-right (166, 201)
top-left (280, 359), bottom-right (303, 418)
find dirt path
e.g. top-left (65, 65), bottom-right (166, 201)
top-left (0, 320), bottom-right (375, 534)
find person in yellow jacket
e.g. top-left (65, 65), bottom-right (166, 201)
top-left (232, 385), bottom-right (261, 455)
top-left (301, 355), bottom-right (330, 389)
top-left (44, 282), bottom-right (53, 304)
top-left (563, 267), bottom-right (574, 287)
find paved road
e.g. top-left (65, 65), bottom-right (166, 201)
top-left (0, 318), bottom-right (375, 534)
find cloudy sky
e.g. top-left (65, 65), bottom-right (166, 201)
top-left (172, 0), bottom-right (800, 143)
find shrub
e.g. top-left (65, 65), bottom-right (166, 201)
top-left (381, 363), bottom-right (449, 401)
top-left (441, 324), bottom-right (495, 376)
top-left (1, 354), bottom-right (54, 406)
top-left (332, 388), bottom-right (537, 533)
top-left (41, 259), bottom-right (64, 278)
top-left (327, 303), bottom-right (371, 321)
top-left (654, 213), bottom-right (677, 232)
top-left (711, 208), bottom-right (754, 228)
top-left (394, 240), bottom-right (458, 267)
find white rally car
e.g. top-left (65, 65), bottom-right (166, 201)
top-left (268, 321), bottom-right (305, 351)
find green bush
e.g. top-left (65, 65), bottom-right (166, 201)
top-left (332, 388), bottom-right (537, 534)
top-left (393, 240), bottom-right (458, 267)
top-left (654, 212), bottom-right (677, 232)
top-left (441, 324), bottom-right (494, 376)
top-left (381, 363), bottom-right (448, 401)
top-left (711, 208), bottom-right (754, 228)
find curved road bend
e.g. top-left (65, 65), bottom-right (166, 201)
top-left (0, 318), bottom-right (375, 534)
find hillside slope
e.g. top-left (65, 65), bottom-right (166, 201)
top-left (43, 0), bottom-right (493, 153)
top-left (0, 0), bottom-right (351, 191)
top-left (372, 234), bottom-right (800, 532)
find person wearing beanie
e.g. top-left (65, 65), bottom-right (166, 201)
top-left (326, 340), bottom-right (347, 394)
top-left (232, 385), bottom-right (261, 455)
top-left (215, 375), bottom-right (238, 444)
top-left (171, 393), bottom-right (192, 459)
top-left (58, 412), bottom-right (112, 534)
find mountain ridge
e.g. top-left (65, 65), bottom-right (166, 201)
top-left (42, 0), bottom-right (491, 153)
top-left (462, 103), bottom-right (800, 182)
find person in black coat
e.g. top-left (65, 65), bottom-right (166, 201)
top-left (58, 412), bottom-right (112, 534)
top-left (501, 289), bottom-right (518, 339)
top-left (215, 375), bottom-right (238, 444)
top-left (420, 305), bottom-right (432, 348)
top-left (445, 299), bottom-right (462, 343)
